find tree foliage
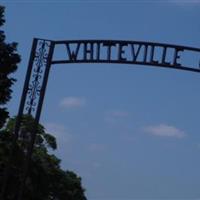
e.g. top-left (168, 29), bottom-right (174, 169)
top-left (0, 115), bottom-right (87, 200)
top-left (0, 5), bottom-right (21, 128)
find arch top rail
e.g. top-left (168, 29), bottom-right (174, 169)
top-left (53, 39), bottom-right (200, 52)
top-left (36, 39), bottom-right (200, 73)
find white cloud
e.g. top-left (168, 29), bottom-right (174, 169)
top-left (59, 97), bottom-right (86, 108)
top-left (104, 110), bottom-right (129, 123)
top-left (109, 111), bottom-right (129, 117)
top-left (89, 143), bottom-right (106, 152)
top-left (144, 124), bottom-right (186, 139)
top-left (92, 162), bottom-right (101, 169)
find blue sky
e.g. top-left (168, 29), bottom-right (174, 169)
top-left (2, 0), bottom-right (200, 199)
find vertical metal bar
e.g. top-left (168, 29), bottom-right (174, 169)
top-left (0, 38), bottom-right (38, 200)
top-left (17, 41), bottom-right (55, 200)
top-left (14, 38), bottom-right (38, 138)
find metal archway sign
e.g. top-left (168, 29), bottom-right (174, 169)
top-left (20, 38), bottom-right (200, 121)
top-left (2, 38), bottom-right (200, 200)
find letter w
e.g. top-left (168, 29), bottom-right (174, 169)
top-left (65, 43), bottom-right (81, 61)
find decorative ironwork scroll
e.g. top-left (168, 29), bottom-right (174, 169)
top-left (25, 39), bottom-right (51, 115)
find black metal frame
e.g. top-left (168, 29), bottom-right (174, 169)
top-left (1, 38), bottom-right (200, 200)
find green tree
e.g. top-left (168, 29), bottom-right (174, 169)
top-left (0, 115), bottom-right (87, 200)
top-left (0, 5), bottom-right (21, 128)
